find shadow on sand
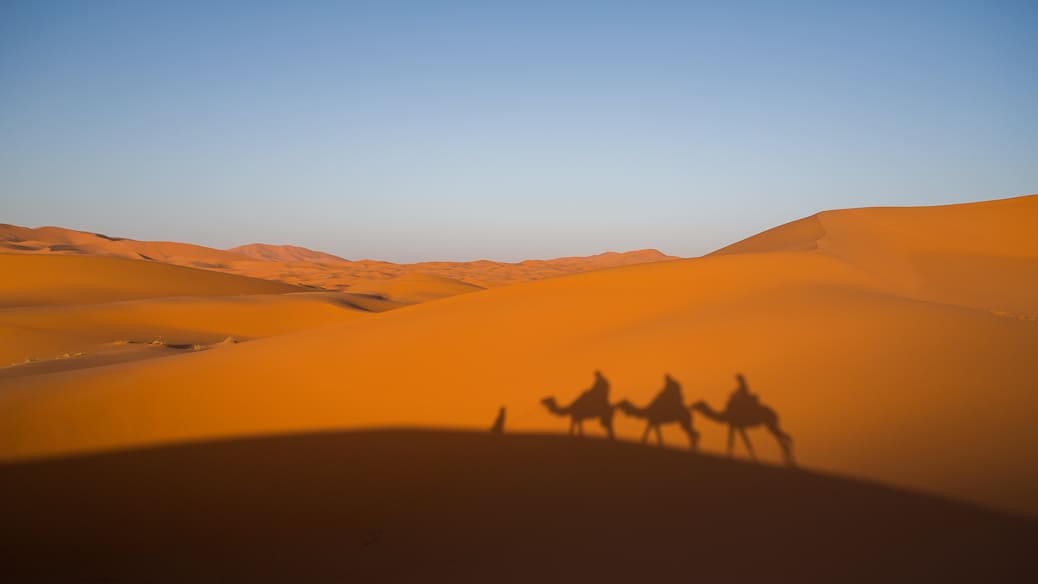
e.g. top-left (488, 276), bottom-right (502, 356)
top-left (0, 429), bottom-right (1034, 583)
top-left (540, 370), bottom-right (792, 464)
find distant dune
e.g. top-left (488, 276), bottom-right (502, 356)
top-left (1, 431), bottom-right (1034, 582)
top-left (0, 223), bottom-right (251, 268)
top-left (228, 242), bottom-right (350, 264)
top-left (0, 223), bottom-right (677, 297)
top-left (1, 194), bottom-right (1036, 518)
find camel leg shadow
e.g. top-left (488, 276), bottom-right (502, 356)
top-left (738, 428), bottom-right (757, 461)
top-left (600, 411), bottom-right (616, 440)
top-left (768, 422), bottom-right (795, 466)
top-left (680, 419), bottom-right (699, 451)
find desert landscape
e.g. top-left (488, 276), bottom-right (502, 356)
top-left (4, 2), bottom-right (1036, 580)
top-left (2, 195), bottom-right (1037, 581)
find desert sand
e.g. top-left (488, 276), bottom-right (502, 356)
top-left (0, 194), bottom-right (1036, 523)
top-left (2, 430), bottom-right (1034, 582)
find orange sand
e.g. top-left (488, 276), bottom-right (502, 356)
top-left (0, 194), bottom-right (1036, 517)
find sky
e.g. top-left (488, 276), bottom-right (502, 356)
top-left (1, 1), bottom-right (1036, 262)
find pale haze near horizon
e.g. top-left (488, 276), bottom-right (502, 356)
top-left (1, 1), bottom-right (1036, 262)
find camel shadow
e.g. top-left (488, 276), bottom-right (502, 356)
top-left (691, 373), bottom-right (794, 465)
top-left (616, 373), bottom-right (699, 450)
top-left (540, 370), bottom-right (616, 439)
top-left (540, 370), bottom-right (793, 466)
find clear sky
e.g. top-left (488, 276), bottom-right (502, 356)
top-left (2, 1), bottom-right (1036, 262)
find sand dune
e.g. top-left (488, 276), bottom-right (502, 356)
top-left (0, 195), bottom-right (1035, 517)
top-left (714, 193), bottom-right (1038, 314)
top-left (0, 291), bottom-right (390, 370)
top-left (228, 243), bottom-right (350, 264)
top-left (0, 223), bottom-right (252, 268)
top-left (0, 254), bottom-right (301, 308)
top-left (1, 223), bottom-right (677, 297)
top-left (406, 248), bottom-right (678, 286)
top-left (0, 253), bottom-right (396, 373)
top-left (347, 272), bottom-right (485, 304)
top-left (2, 431), bottom-right (1033, 582)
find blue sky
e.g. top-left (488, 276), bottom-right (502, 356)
top-left (2, 1), bottom-right (1036, 261)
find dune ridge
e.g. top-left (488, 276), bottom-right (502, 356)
top-left (1, 223), bottom-right (678, 296)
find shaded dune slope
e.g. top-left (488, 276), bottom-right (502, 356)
top-left (0, 431), bottom-right (1033, 583)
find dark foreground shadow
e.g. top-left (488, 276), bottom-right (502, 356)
top-left (0, 430), bottom-right (1034, 583)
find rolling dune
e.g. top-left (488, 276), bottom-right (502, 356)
top-left (0, 195), bottom-right (1035, 518)
top-left (0, 292), bottom-right (393, 370)
top-left (0, 254), bottom-right (302, 308)
top-left (0, 253), bottom-right (396, 374)
top-left (347, 272), bottom-right (485, 304)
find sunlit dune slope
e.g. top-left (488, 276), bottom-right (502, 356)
top-left (0, 254), bottom-right (387, 373)
top-left (0, 254), bottom-right (302, 308)
top-left (1, 195), bottom-right (1035, 516)
top-left (0, 291), bottom-right (388, 368)
top-left (2, 431), bottom-right (1034, 583)
top-left (713, 193), bottom-right (1038, 314)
